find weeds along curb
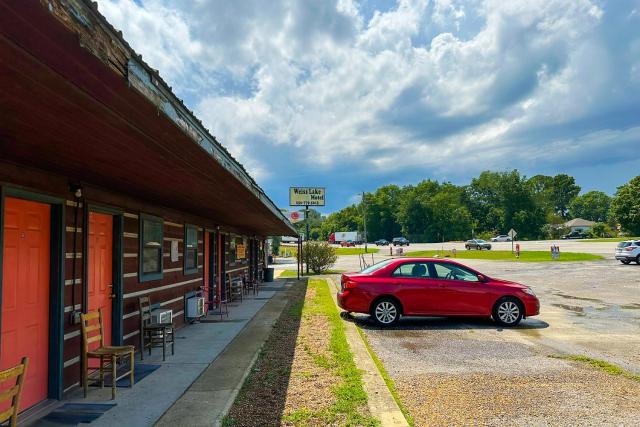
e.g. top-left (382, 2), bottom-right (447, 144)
top-left (549, 354), bottom-right (640, 382)
top-left (326, 276), bottom-right (411, 426)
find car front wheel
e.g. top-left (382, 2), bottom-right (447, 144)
top-left (493, 297), bottom-right (523, 327)
top-left (637, 255), bottom-right (640, 265)
top-left (371, 298), bottom-right (400, 326)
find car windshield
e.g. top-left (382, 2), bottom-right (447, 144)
top-left (618, 241), bottom-right (632, 248)
top-left (360, 259), bottom-right (395, 274)
top-left (476, 240), bottom-right (486, 243)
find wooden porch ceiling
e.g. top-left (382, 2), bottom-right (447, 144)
top-left (0, 1), bottom-right (294, 236)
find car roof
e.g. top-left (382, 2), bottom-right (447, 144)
top-left (389, 257), bottom-right (464, 263)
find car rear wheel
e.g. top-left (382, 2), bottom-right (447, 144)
top-left (621, 259), bottom-right (631, 264)
top-left (371, 298), bottom-right (400, 326)
top-left (493, 297), bottom-right (523, 327)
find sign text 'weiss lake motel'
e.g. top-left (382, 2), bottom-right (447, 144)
top-left (289, 187), bottom-right (326, 206)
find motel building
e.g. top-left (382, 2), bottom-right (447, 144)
top-left (0, 0), bottom-right (295, 418)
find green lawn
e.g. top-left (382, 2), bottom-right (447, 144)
top-left (404, 249), bottom-right (603, 262)
top-left (278, 269), bottom-right (346, 278)
top-left (335, 247), bottom-right (379, 255)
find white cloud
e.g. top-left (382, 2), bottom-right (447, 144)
top-left (97, 0), bottom-right (640, 188)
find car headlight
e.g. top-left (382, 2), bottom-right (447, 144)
top-left (524, 287), bottom-right (536, 296)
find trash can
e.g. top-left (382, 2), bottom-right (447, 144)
top-left (264, 267), bottom-right (274, 282)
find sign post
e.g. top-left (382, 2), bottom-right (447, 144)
top-left (508, 228), bottom-right (518, 253)
top-left (305, 205), bottom-right (310, 274)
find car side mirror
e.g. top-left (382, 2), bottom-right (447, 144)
top-left (477, 274), bottom-right (488, 283)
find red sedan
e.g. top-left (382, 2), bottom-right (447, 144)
top-left (337, 258), bottom-right (539, 326)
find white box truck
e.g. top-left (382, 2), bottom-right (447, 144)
top-left (331, 231), bottom-right (363, 244)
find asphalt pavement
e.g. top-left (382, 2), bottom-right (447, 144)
top-left (318, 239), bottom-right (640, 425)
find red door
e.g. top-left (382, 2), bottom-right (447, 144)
top-left (203, 232), bottom-right (210, 308)
top-left (431, 262), bottom-right (489, 315)
top-left (87, 212), bottom-right (113, 347)
top-left (1, 197), bottom-right (50, 411)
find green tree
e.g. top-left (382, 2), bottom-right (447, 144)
top-left (550, 174), bottom-right (581, 218)
top-left (396, 180), bottom-right (440, 241)
top-left (610, 176), bottom-right (640, 235)
top-left (467, 170), bottom-right (544, 239)
top-left (363, 185), bottom-right (403, 241)
top-left (426, 184), bottom-right (473, 241)
top-left (527, 174), bottom-right (554, 214)
top-left (569, 191), bottom-right (611, 223)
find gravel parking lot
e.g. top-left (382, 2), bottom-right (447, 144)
top-left (326, 241), bottom-right (640, 425)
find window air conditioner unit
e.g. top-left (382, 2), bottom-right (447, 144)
top-left (150, 308), bottom-right (173, 324)
top-left (187, 296), bottom-right (206, 318)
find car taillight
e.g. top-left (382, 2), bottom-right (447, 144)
top-left (344, 280), bottom-right (358, 289)
top-left (625, 246), bottom-right (637, 251)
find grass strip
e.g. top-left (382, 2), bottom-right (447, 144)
top-left (278, 269), bottom-right (345, 278)
top-left (550, 354), bottom-right (640, 381)
top-left (335, 247), bottom-right (380, 255)
top-left (325, 277), bottom-right (413, 426)
top-left (405, 249), bottom-right (603, 262)
top-left (224, 277), bottom-right (378, 426)
top-left (354, 325), bottom-right (415, 426)
top-left (283, 278), bottom-right (379, 426)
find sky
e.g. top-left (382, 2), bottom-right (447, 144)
top-left (96, 0), bottom-right (640, 213)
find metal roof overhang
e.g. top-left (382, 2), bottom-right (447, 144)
top-left (0, 1), bottom-right (295, 236)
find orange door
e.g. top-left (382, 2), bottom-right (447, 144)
top-left (87, 212), bottom-right (113, 347)
top-left (1, 197), bottom-right (51, 411)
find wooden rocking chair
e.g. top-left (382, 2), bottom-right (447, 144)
top-left (81, 309), bottom-right (135, 399)
top-left (0, 357), bottom-right (28, 427)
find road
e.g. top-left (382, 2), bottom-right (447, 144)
top-left (324, 253), bottom-right (640, 425)
top-left (354, 238), bottom-right (621, 258)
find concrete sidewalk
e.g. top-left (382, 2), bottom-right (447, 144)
top-left (57, 279), bottom-right (291, 427)
top-left (156, 280), bottom-right (296, 426)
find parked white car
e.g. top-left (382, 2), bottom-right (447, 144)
top-left (615, 240), bottom-right (640, 264)
top-left (491, 235), bottom-right (512, 242)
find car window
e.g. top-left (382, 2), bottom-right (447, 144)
top-left (392, 262), bottom-right (430, 278)
top-left (360, 259), bottom-right (395, 274)
top-left (432, 263), bottom-right (480, 282)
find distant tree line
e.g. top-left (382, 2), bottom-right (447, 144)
top-left (291, 172), bottom-right (640, 242)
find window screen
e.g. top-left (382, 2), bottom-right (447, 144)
top-left (140, 215), bottom-right (163, 281)
top-left (185, 225), bottom-right (198, 273)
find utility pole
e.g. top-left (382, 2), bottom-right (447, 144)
top-left (362, 192), bottom-right (368, 253)
top-left (305, 205), bottom-right (309, 274)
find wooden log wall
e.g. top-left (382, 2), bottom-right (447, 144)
top-left (0, 161), bottom-right (265, 394)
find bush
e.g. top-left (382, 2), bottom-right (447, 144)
top-left (298, 241), bottom-right (337, 274)
top-left (588, 222), bottom-right (615, 238)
